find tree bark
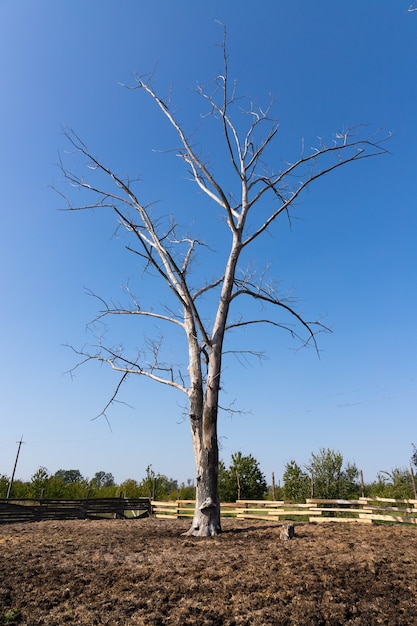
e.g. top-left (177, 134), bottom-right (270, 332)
top-left (186, 406), bottom-right (221, 536)
top-left (184, 311), bottom-right (222, 536)
top-left (184, 239), bottom-right (240, 536)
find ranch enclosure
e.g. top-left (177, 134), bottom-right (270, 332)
top-left (0, 517), bottom-right (416, 625)
top-left (2, 496), bottom-right (417, 525)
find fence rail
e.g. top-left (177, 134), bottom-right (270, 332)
top-left (0, 497), bottom-right (151, 524)
top-left (152, 497), bottom-right (417, 525)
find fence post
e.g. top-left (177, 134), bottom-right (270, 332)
top-left (310, 474), bottom-right (314, 499)
top-left (360, 470), bottom-right (365, 498)
top-left (236, 471), bottom-right (241, 501)
top-left (410, 465), bottom-right (417, 500)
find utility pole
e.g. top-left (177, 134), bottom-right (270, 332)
top-left (6, 436), bottom-right (24, 500)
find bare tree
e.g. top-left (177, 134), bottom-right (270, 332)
top-left (58, 29), bottom-right (389, 536)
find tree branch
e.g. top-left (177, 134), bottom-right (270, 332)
top-left (67, 343), bottom-right (188, 395)
top-left (59, 128), bottom-right (211, 350)
top-left (242, 129), bottom-right (390, 247)
top-left (92, 370), bottom-right (132, 424)
top-left (192, 276), bottom-right (225, 301)
top-left (84, 288), bottom-right (185, 329)
top-left (128, 77), bottom-right (239, 232)
top-left (225, 318), bottom-right (327, 351)
top-left (229, 279), bottom-right (330, 352)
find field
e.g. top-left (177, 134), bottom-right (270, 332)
top-left (0, 517), bottom-right (416, 625)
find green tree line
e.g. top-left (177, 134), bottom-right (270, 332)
top-left (2, 448), bottom-right (416, 501)
top-left (0, 465), bottom-right (195, 501)
top-left (282, 448), bottom-right (417, 502)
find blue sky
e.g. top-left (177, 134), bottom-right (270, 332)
top-left (0, 0), bottom-right (416, 488)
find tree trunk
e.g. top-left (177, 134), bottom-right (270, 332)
top-left (183, 242), bottom-right (237, 537)
top-left (185, 405), bottom-right (221, 536)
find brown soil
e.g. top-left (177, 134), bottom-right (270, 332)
top-left (0, 518), bottom-right (416, 625)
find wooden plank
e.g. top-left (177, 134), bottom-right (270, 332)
top-left (359, 513), bottom-right (417, 524)
top-left (371, 505), bottom-right (416, 513)
top-left (314, 508), bottom-right (369, 515)
top-left (236, 500), bottom-right (285, 507)
top-left (153, 506), bottom-right (177, 513)
top-left (307, 499), bottom-right (364, 505)
top-left (268, 509), bottom-right (322, 517)
top-left (236, 508), bottom-right (318, 517)
top-left (236, 514), bottom-right (273, 521)
top-left (311, 517), bottom-right (372, 524)
top-left (359, 497), bottom-right (417, 505)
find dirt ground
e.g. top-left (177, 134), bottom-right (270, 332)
top-left (0, 517), bottom-right (416, 625)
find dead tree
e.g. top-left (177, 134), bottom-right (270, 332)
top-left (58, 29), bottom-right (389, 536)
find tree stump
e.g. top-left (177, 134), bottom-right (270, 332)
top-left (280, 523), bottom-right (295, 541)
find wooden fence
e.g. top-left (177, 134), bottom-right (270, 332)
top-left (0, 497), bottom-right (151, 524)
top-left (2, 497), bottom-right (416, 525)
top-left (152, 497), bottom-right (417, 525)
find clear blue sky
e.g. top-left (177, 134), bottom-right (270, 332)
top-left (1, 0), bottom-right (416, 487)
